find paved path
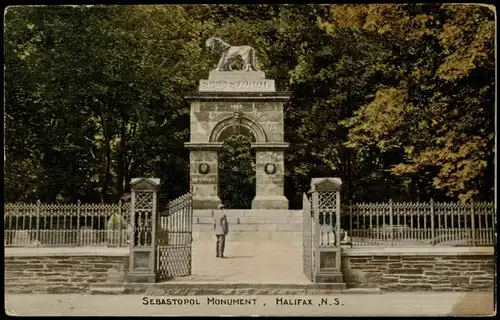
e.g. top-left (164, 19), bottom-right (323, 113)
top-left (4, 292), bottom-right (495, 316)
top-left (187, 241), bottom-right (308, 283)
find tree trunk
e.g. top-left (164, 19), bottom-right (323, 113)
top-left (115, 119), bottom-right (127, 198)
top-left (410, 176), bottom-right (418, 202)
top-left (123, 121), bottom-right (138, 194)
top-left (99, 114), bottom-right (112, 203)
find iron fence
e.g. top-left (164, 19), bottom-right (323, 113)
top-left (337, 200), bottom-right (495, 247)
top-left (5, 198), bottom-right (495, 248)
top-left (4, 200), bottom-right (130, 247)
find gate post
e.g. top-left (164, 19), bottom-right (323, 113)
top-left (310, 177), bottom-right (344, 283)
top-left (127, 178), bottom-right (160, 283)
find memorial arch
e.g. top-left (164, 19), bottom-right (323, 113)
top-left (184, 70), bottom-right (291, 209)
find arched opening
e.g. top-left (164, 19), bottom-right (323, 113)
top-left (216, 125), bottom-right (256, 143)
top-left (218, 133), bottom-right (255, 209)
top-left (209, 116), bottom-right (267, 143)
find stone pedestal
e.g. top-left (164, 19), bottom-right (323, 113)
top-left (251, 143), bottom-right (289, 209)
top-left (185, 143), bottom-right (222, 209)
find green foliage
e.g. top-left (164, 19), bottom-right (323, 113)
top-left (107, 213), bottom-right (127, 230)
top-left (5, 5), bottom-right (204, 203)
top-left (4, 4), bottom-right (494, 208)
top-left (328, 4), bottom-right (495, 202)
top-left (218, 134), bottom-right (255, 209)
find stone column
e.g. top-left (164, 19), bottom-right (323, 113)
top-left (251, 143), bottom-right (289, 209)
top-left (185, 143), bottom-right (222, 209)
top-left (127, 178), bottom-right (160, 283)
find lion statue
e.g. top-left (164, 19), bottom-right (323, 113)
top-left (205, 37), bottom-right (260, 72)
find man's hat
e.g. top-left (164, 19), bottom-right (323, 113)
top-left (217, 204), bottom-right (225, 209)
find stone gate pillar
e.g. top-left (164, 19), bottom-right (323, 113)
top-left (310, 177), bottom-right (344, 283)
top-left (127, 177), bottom-right (160, 283)
top-left (252, 143), bottom-right (289, 209)
top-left (185, 143), bottom-right (222, 209)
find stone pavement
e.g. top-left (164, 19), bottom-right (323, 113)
top-left (4, 292), bottom-right (495, 316)
top-left (186, 240), bottom-right (308, 283)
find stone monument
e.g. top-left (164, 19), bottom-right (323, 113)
top-left (184, 37), bottom-right (291, 210)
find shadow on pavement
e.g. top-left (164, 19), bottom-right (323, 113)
top-left (449, 292), bottom-right (495, 316)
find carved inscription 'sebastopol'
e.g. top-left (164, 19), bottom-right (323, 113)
top-left (199, 79), bottom-right (275, 92)
top-left (200, 80), bottom-right (271, 88)
top-left (199, 70), bottom-right (275, 93)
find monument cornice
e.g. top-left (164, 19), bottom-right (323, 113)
top-left (250, 142), bottom-right (290, 150)
top-left (183, 92), bottom-right (292, 102)
top-left (184, 142), bottom-right (224, 150)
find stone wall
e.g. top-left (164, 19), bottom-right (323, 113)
top-left (5, 248), bottom-right (128, 294)
top-left (340, 247), bottom-right (495, 292)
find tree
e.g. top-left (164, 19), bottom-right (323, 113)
top-left (4, 4), bottom-right (494, 207)
top-left (218, 134), bottom-right (255, 209)
top-left (328, 4), bottom-right (495, 202)
top-left (4, 5), bottom-right (211, 204)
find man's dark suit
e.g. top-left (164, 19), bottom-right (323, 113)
top-left (213, 209), bottom-right (228, 258)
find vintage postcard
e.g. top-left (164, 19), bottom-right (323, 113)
top-left (3, 4), bottom-right (496, 316)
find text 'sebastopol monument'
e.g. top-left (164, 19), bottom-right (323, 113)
top-left (185, 37), bottom-right (291, 209)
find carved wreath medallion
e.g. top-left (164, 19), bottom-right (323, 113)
top-left (264, 163), bottom-right (276, 175)
top-left (199, 163), bottom-right (210, 175)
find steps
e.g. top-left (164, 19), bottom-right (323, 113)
top-left (89, 282), bottom-right (380, 295)
top-left (193, 209), bottom-right (303, 218)
top-left (192, 209), bottom-right (303, 242)
top-left (90, 285), bottom-right (126, 295)
top-left (4, 282), bottom-right (90, 294)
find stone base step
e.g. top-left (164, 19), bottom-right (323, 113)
top-left (192, 231), bottom-right (302, 242)
top-left (193, 216), bottom-right (302, 224)
top-left (90, 286), bottom-right (127, 295)
top-left (4, 283), bottom-right (90, 294)
top-left (193, 223), bottom-right (302, 232)
top-left (314, 272), bottom-right (344, 283)
top-left (192, 210), bottom-right (302, 218)
top-left (89, 282), bottom-right (374, 295)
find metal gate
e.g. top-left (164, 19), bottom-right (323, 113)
top-left (302, 193), bottom-right (314, 281)
top-left (156, 191), bottom-right (193, 281)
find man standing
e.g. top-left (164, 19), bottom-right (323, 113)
top-left (213, 203), bottom-right (229, 258)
